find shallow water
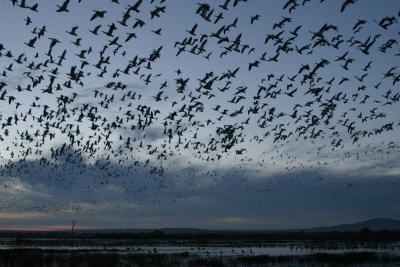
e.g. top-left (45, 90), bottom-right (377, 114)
top-left (1, 239), bottom-right (400, 256)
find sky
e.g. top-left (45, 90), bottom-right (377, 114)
top-left (0, 0), bottom-right (399, 230)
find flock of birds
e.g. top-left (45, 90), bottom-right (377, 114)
top-left (0, 0), bottom-right (399, 214)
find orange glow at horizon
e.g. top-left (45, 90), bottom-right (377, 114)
top-left (0, 226), bottom-right (86, 231)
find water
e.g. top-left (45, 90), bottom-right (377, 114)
top-left (1, 238), bottom-right (400, 257)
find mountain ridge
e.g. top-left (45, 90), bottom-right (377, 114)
top-left (75, 218), bottom-right (400, 233)
top-left (2, 218), bottom-right (399, 233)
top-left (307, 218), bottom-right (400, 232)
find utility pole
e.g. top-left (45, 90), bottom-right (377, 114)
top-left (71, 220), bottom-right (75, 235)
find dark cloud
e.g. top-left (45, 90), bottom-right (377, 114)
top-left (0, 147), bottom-right (399, 229)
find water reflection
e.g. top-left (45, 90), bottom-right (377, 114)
top-left (1, 239), bottom-right (400, 257)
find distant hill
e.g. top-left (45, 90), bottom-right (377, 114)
top-left (77, 228), bottom-right (256, 234)
top-left (307, 218), bottom-right (400, 232)
top-left (66, 218), bottom-right (400, 234)
top-left (2, 218), bottom-right (400, 234)
top-left (83, 219), bottom-right (400, 234)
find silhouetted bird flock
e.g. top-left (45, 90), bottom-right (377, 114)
top-left (0, 0), bottom-right (399, 213)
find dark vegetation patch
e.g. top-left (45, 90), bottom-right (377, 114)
top-left (0, 250), bottom-right (399, 267)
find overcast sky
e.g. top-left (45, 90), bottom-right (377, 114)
top-left (0, 0), bottom-right (399, 230)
